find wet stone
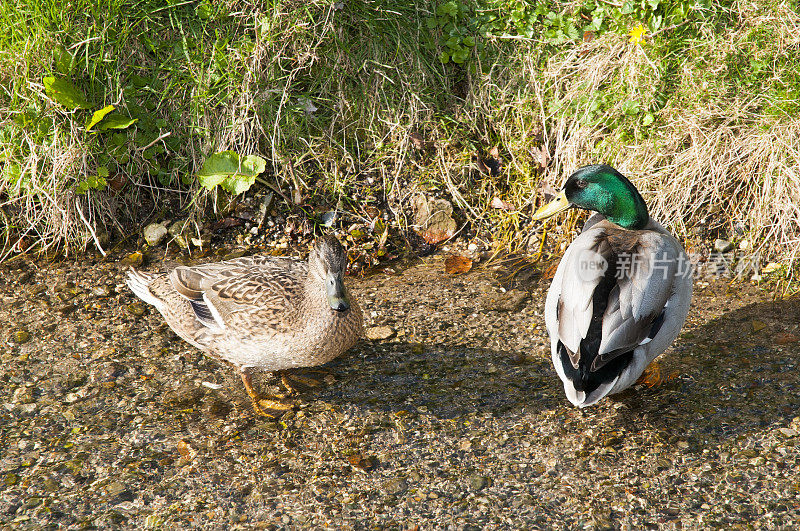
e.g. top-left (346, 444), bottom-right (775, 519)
top-left (91, 285), bottom-right (112, 297)
top-left (126, 302), bottom-right (146, 317)
top-left (120, 252), bottom-right (144, 267)
top-left (28, 284), bottom-right (47, 296)
top-left (469, 474), bottom-right (488, 491)
top-left (714, 239), bottom-right (734, 253)
top-left (12, 329), bottom-right (30, 344)
top-left (143, 222), bottom-right (169, 247)
top-left (365, 326), bottom-right (395, 341)
top-left (382, 478), bottom-right (408, 495)
top-left (481, 289), bottom-right (529, 312)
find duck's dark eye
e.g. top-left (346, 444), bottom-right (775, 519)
top-left (575, 179), bottom-right (588, 189)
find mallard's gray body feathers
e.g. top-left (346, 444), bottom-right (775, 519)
top-left (545, 214), bottom-right (692, 406)
top-left (534, 165), bottom-right (692, 407)
top-left (126, 236), bottom-right (364, 373)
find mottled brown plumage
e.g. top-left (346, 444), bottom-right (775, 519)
top-left (126, 235), bottom-right (363, 415)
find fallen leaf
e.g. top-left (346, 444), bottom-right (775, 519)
top-left (532, 145), bottom-right (550, 169)
top-left (411, 195), bottom-right (456, 245)
top-left (177, 439), bottom-right (196, 459)
top-left (636, 363), bottom-right (678, 388)
top-left (583, 31), bottom-right (595, 42)
top-left (751, 320), bottom-right (768, 333)
top-left (409, 132), bottom-right (424, 150)
top-left (445, 255), bottom-right (472, 275)
top-left (542, 261), bottom-right (559, 281)
top-left (477, 147), bottom-right (502, 176)
top-left (347, 453), bottom-right (376, 471)
top-left (207, 217), bottom-right (245, 232)
top-left (107, 174), bottom-right (126, 191)
top-left (774, 332), bottom-right (798, 345)
top-left (537, 180), bottom-right (557, 202)
top-left (491, 197), bottom-right (515, 211)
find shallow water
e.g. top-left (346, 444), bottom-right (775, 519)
top-left (1, 248), bottom-right (798, 528)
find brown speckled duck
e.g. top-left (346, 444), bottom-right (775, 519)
top-left (126, 235), bottom-right (364, 416)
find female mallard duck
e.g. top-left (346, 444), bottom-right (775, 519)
top-left (126, 234), bottom-right (364, 416)
top-left (532, 164), bottom-right (692, 407)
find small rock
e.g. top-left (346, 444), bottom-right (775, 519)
top-left (365, 326), bottom-right (395, 341)
top-left (28, 284), bottom-right (47, 296)
top-left (482, 289), bottom-right (529, 312)
top-left (143, 223), bottom-right (169, 247)
top-left (91, 285), bottom-right (112, 297)
top-left (126, 302), bottom-right (146, 317)
top-left (382, 478), bottom-right (408, 495)
top-left (714, 239), bottom-right (734, 253)
top-left (120, 252), bottom-right (144, 267)
top-left (12, 386), bottom-right (34, 404)
top-left (169, 220), bottom-right (191, 249)
top-left (738, 239), bottom-right (751, 251)
top-left (12, 330), bottom-right (30, 344)
top-left (778, 428), bottom-right (797, 438)
top-left (469, 474), bottom-right (488, 491)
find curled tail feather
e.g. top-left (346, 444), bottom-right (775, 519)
top-left (125, 269), bottom-right (163, 310)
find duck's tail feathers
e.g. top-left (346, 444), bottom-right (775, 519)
top-left (125, 268), bottom-right (163, 310)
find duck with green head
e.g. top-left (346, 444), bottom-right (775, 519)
top-left (533, 164), bottom-right (693, 407)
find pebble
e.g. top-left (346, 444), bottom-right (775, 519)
top-left (777, 428), bottom-right (797, 438)
top-left (469, 474), bottom-right (488, 491)
top-left (382, 478), bottom-right (408, 495)
top-left (120, 252), bottom-right (144, 267)
top-left (169, 220), bottom-right (191, 249)
top-left (365, 326), bottom-right (395, 341)
top-left (482, 289), bottom-right (529, 312)
top-left (126, 302), bottom-right (146, 317)
top-left (143, 223), bottom-right (168, 247)
top-left (12, 330), bottom-right (30, 344)
top-left (91, 285), bottom-right (112, 297)
top-left (714, 239), bottom-right (734, 253)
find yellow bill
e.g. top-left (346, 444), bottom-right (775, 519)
top-left (532, 190), bottom-right (571, 221)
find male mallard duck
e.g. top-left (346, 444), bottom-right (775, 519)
top-left (126, 234), bottom-right (364, 416)
top-left (532, 164), bottom-right (692, 407)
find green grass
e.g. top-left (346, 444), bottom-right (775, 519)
top-left (0, 0), bottom-right (798, 284)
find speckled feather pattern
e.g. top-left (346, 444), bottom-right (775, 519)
top-left (126, 248), bottom-right (364, 372)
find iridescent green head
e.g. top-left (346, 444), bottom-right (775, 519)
top-left (532, 164), bottom-right (649, 230)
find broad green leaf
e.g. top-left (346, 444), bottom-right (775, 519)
top-left (98, 113), bottom-right (138, 130)
top-left (86, 105), bottom-right (116, 131)
top-left (196, 151), bottom-right (265, 195)
top-left (43, 76), bottom-right (91, 109)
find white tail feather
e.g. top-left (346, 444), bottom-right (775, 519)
top-left (125, 269), bottom-right (163, 310)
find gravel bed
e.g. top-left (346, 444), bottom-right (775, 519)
top-left (1, 249), bottom-right (799, 529)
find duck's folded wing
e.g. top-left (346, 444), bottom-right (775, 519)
top-left (556, 232), bottom-right (612, 366)
top-left (593, 233), bottom-right (681, 368)
top-left (169, 264), bottom-right (302, 331)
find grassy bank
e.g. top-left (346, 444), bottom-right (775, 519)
top-left (1, 0), bottom-right (798, 278)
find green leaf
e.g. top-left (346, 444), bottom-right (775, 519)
top-left (85, 105), bottom-right (116, 131)
top-left (426, 16), bottom-right (438, 29)
top-left (43, 76), bottom-right (91, 109)
top-left (439, 51), bottom-right (450, 63)
top-left (97, 114), bottom-right (138, 131)
top-left (196, 151), bottom-right (266, 195)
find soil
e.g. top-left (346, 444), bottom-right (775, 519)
top-left (1, 243), bottom-right (799, 529)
